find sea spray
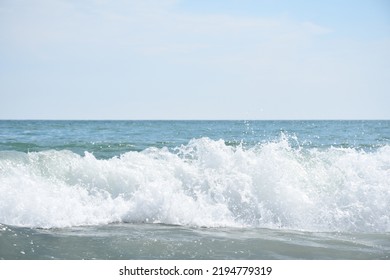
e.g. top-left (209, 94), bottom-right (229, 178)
top-left (0, 136), bottom-right (389, 231)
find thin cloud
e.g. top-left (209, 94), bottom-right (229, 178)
top-left (0, 0), bottom-right (389, 119)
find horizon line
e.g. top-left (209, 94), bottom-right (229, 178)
top-left (0, 118), bottom-right (389, 121)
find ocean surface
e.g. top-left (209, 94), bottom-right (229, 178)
top-left (0, 120), bottom-right (389, 259)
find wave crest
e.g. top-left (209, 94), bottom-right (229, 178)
top-left (0, 137), bottom-right (389, 231)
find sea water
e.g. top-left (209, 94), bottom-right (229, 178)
top-left (0, 120), bottom-right (389, 259)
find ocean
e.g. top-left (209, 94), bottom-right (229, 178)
top-left (0, 120), bottom-right (389, 259)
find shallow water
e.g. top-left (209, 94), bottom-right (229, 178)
top-left (1, 223), bottom-right (389, 260)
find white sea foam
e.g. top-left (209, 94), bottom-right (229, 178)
top-left (0, 137), bottom-right (389, 231)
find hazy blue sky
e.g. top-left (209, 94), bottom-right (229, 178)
top-left (1, 0), bottom-right (389, 119)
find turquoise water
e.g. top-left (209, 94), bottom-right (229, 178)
top-left (0, 120), bottom-right (389, 259)
top-left (1, 120), bottom-right (388, 158)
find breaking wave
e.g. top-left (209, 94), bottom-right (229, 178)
top-left (1, 136), bottom-right (389, 232)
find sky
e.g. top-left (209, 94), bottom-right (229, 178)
top-left (0, 0), bottom-right (389, 120)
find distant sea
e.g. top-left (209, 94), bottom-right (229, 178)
top-left (0, 120), bottom-right (389, 259)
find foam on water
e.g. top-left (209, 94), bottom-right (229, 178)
top-left (0, 136), bottom-right (389, 232)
